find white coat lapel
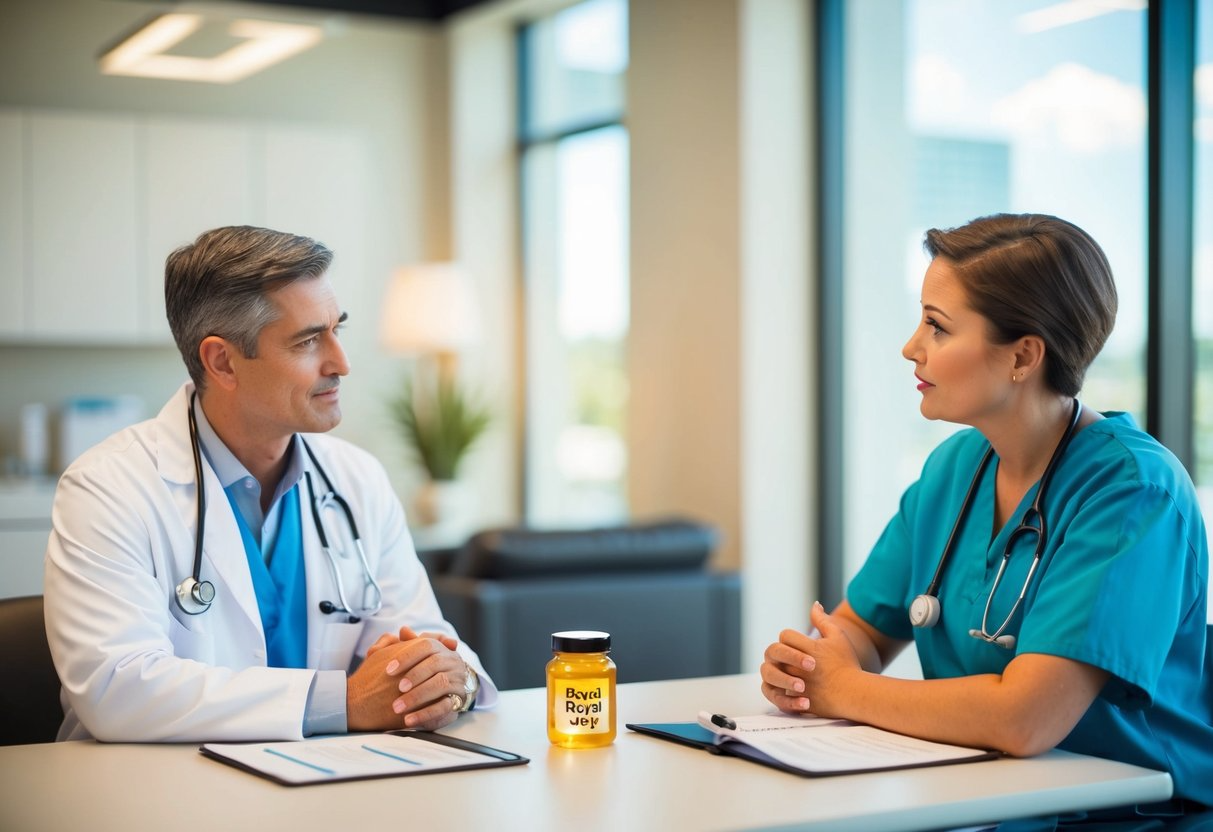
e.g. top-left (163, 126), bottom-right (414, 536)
top-left (156, 384), bottom-right (264, 643)
top-left (198, 467), bottom-right (265, 641)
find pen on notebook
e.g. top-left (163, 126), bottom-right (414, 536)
top-left (710, 713), bottom-right (736, 730)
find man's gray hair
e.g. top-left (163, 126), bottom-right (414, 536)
top-left (165, 226), bottom-right (333, 388)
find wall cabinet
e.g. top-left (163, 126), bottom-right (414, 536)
top-left (0, 482), bottom-right (55, 599)
top-left (143, 118), bottom-right (258, 344)
top-left (28, 112), bottom-right (140, 342)
top-left (1, 108), bottom-right (364, 346)
top-left (0, 111), bottom-right (25, 338)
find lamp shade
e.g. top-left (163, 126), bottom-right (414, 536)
top-left (380, 262), bottom-right (481, 354)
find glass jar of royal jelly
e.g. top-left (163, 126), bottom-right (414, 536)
top-left (547, 630), bottom-right (617, 748)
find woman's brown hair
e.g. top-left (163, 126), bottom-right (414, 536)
top-left (924, 213), bottom-right (1118, 397)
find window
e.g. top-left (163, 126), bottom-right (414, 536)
top-left (832, 0), bottom-right (1147, 584)
top-left (1196, 0), bottom-right (1213, 602)
top-left (518, 0), bottom-right (629, 526)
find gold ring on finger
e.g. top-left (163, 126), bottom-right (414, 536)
top-left (449, 693), bottom-right (464, 712)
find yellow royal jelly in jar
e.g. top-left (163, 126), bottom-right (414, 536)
top-left (547, 630), bottom-right (617, 748)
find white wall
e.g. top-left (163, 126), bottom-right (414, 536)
top-left (0, 0), bottom-right (449, 509)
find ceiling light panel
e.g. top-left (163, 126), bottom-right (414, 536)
top-left (99, 13), bottom-right (324, 83)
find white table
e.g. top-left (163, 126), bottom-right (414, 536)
top-left (0, 674), bottom-right (1173, 832)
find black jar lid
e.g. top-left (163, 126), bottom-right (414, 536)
top-left (552, 630), bottom-right (611, 652)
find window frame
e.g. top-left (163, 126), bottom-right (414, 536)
top-left (514, 8), bottom-right (629, 523)
top-left (815, 0), bottom-right (1202, 606)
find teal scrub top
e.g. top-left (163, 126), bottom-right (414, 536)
top-left (848, 412), bottom-right (1213, 807)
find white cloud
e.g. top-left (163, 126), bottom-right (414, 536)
top-left (1199, 64), bottom-right (1213, 107)
top-left (1194, 64), bottom-right (1213, 143)
top-left (990, 62), bottom-right (1145, 153)
top-left (1199, 118), bottom-right (1213, 145)
top-left (910, 53), bottom-right (971, 128)
top-left (1196, 243), bottom-right (1213, 337)
top-left (1016, 0), bottom-right (1145, 34)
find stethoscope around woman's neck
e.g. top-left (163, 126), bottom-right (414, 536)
top-left (907, 399), bottom-right (1083, 650)
top-left (175, 392), bottom-right (383, 619)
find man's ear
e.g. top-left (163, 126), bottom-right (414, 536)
top-left (198, 336), bottom-right (239, 392)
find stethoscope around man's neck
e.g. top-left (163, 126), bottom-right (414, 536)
top-left (175, 392), bottom-right (383, 619)
top-left (907, 399), bottom-right (1083, 650)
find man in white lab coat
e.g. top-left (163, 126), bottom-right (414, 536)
top-left (44, 226), bottom-right (494, 742)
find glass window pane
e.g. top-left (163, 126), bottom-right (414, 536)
top-left (522, 126), bottom-right (630, 525)
top-left (1194, 0), bottom-right (1213, 614)
top-left (520, 0), bottom-right (627, 140)
top-left (519, 0), bottom-right (629, 528)
top-left (842, 0), bottom-right (1147, 580)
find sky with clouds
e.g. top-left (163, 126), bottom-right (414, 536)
top-left (903, 0), bottom-right (1213, 345)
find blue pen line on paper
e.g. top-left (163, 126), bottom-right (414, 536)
top-left (361, 743), bottom-right (422, 766)
top-left (263, 747), bottom-right (336, 775)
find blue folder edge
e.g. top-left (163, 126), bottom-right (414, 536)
top-left (625, 721), bottom-right (716, 749)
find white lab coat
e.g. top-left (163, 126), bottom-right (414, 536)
top-left (44, 383), bottom-right (494, 742)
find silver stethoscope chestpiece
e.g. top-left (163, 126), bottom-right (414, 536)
top-left (175, 576), bottom-right (215, 615)
top-left (908, 594), bottom-right (940, 628)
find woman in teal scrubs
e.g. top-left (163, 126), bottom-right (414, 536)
top-left (761, 214), bottom-right (1213, 812)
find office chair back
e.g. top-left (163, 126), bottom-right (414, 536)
top-left (0, 595), bottom-right (63, 745)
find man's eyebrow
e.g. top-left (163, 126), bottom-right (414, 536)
top-left (922, 303), bottom-right (952, 321)
top-left (290, 311), bottom-right (348, 341)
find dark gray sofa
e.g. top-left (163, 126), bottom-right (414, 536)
top-left (418, 518), bottom-right (742, 690)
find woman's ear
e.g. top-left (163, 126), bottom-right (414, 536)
top-left (198, 336), bottom-right (239, 392)
top-left (1010, 334), bottom-right (1047, 382)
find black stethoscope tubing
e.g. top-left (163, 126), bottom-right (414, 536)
top-left (909, 399), bottom-right (1083, 648)
top-left (177, 394), bottom-right (216, 613)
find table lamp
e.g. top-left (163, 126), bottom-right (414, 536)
top-left (380, 261), bottom-right (481, 384)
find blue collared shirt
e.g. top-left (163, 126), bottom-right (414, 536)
top-left (192, 397), bottom-right (347, 735)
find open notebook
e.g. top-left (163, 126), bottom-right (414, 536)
top-left (627, 710), bottom-right (998, 777)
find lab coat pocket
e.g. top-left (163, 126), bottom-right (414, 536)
top-left (314, 620), bottom-right (363, 671)
top-left (167, 613), bottom-right (214, 664)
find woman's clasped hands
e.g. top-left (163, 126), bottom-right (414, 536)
top-left (760, 601), bottom-right (864, 719)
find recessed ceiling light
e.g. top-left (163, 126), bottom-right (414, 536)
top-left (99, 12), bottom-right (323, 83)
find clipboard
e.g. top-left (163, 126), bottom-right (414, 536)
top-left (626, 712), bottom-right (999, 778)
top-left (200, 730), bottom-right (529, 786)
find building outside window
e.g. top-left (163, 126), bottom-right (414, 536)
top-left (518, 0), bottom-right (629, 526)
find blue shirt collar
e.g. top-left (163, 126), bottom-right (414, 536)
top-left (191, 395), bottom-right (306, 509)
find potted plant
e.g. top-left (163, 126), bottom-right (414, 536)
top-left (389, 372), bottom-right (491, 527)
